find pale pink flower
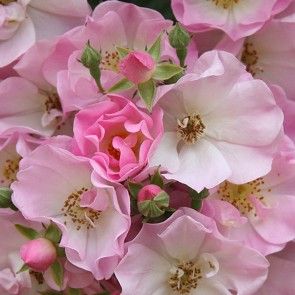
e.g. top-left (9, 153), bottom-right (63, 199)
top-left (72, 94), bottom-right (163, 182)
top-left (171, 0), bottom-right (292, 41)
top-left (203, 137), bottom-right (295, 255)
top-left (255, 242), bottom-right (295, 295)
top-left (115, 208), bottom-right (269, 295)
top-left (151, 50), bottom-right (283, 191)
top-left (215, 18), bottom-right (295, 100)
top-left (0, 77), bottom-right (63, 137)
top-left (15, 0), bottom-right (172, 112)
top-left (12, 144), bottom-right (131, 280)
top-left (0, 0), bottom-right (90, 68)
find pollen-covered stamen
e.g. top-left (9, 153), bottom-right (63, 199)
top-left (61, 188), bottom-right (101, 231)
top-left (217, 178), bottom-right (269, 216)
top-left (1, 156), bottom-right (21, 185)
top-left (101, 50), bottom-right (120, 72)
top-left (241, 41), bottom-right (264, 77)
top-left (168, 261), bottom-right (203, 294)
top-left (210, 0), bottom-right (239, 9)
top-left (42, 92), bottom-right (62, 115)
top-left (177, 113), bottom-right (205, 144)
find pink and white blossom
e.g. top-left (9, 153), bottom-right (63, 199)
top-left (151, 50), bottom-right (283, 191)
top-left (0, 0), bottom-right (90, 68)
top-left (12, 144), bottom-right (131, 280)
top-left (172, 0), bottom-right (292, 40)
top-left (116, 208), bottom-right (269, 295)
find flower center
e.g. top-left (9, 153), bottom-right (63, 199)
top-left (168, 261), bottom-right (203, 294)
top-left (241, 41), bottom-right (264, 77)
top-left (43, 92), bottom-right (62, 115)
top-left (168, 255), bottom-right (218, 294)
top-left (1, 156), bottom-right (21, 186)
top-left (0, 0), bottom-right (16, 5)
top-left (217, 178), bottom-right (269, 216)
top-left (61, 188), bottom-right (101, 231)
top-left (177, 113), bottom-right (205, 144)
top-left (210, 0), bottom-right (239, 9)
top-left (100, 50), bottom-right (120, 72)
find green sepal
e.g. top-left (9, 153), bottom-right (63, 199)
top-left (127, 181), bottom-right (143, 199)
top-left (153, 63), bottom-right (183, 81)
top-left (15, 224), bottom-right (39, 240)
top-left (150, 169), bottom-right (164, 189)
top-left (107, 78), bottom-right (134, 93)
top-left (0, 187), bottom-right (18, 211)
top-left (116, 46), bottom-right (130, 59)
top-left (80, 41), bottom-right (105, 93)
top-left (168, 23), bottom-right (190, 67)
top-left (189, 188), bottom-right (209, 210)
top-left (16, 264), bottom-right (29, 274)
top-left (51, 260), bottom-right (64, 288)
top-left (148, 35), bottom-right (162, 62)
top-left (44, 223), bottom-right (62, 244)
top-left (138, 191), bottom-right (170, 218)
top-left (56, 247), bottom-right (66, 258)
top-left (138, 79), bottom-right (156, 111)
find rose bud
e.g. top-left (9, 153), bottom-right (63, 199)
top-left (119, 51), bottom-right (156, 84)
top-left (137, 184), bottom-right (169, 218)
top-left (20, 238), bottom-right (57, 272)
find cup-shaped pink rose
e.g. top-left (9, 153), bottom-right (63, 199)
top-left (20, 238), bottom-right (57, 272)
top-left (73, 94), bottom-right (163, 182)
top-left (137, 184), bottom-right (162, 202)
top-left (119, 51), bottom-right (156, 84)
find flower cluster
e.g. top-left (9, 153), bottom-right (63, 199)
top-left (0, 0), bottom-right (295, 294)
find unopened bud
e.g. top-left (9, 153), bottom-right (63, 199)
top-left (137, 185), bottom-right (169, 218)
top-left (119, 51), bottom-right (156, 84)
top-left (20, 238), bottom-right (57, 272)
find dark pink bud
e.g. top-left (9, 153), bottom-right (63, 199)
top-left (119, 51), bottom-right (156, 84)
top-left (20, 238), bottom-right (57, 272)
top-left (137, 184), bottom-right (162, 203)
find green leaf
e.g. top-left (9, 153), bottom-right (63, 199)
top-left (150, 169), bottom-right (164, 188)
top-left (44, 223), bottom-right (61, 244)
top-left (148, 35), bottom-right (162, 62)
top-left (15, 224), bottom-right (39, 240)
top-left (127, 182), bottom-right (143, 200)
top-left (51, 260), bottom-right (64, 288)
top-left (138, 79), bottom-right (156, 111)
top-left (0, 187), bottom-right (18, 211)
top-left (153, 63), bottom-right (183, 81)
top-left (189, 188), bottom-right (209, 210)
top-left (16, 264), bottom-right (29, 274)
top-left (80, 41), bottom-right (105, 93)
top-left (116, 46), bottom-right (130, 59)
top-left (108, 78), bottom-right (134, 93)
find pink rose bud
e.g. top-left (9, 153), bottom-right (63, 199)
top-left (119, 51), bottom-right (156, 84)
top-left (20, 238), bottom-right (57, 272)
top-left (138, 184), bottom-right (163, 202)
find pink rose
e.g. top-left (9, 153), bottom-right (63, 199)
top-left (119, 51), bottom-right (156, 84)
top-left (73, 94), bottom-right (163, 182)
